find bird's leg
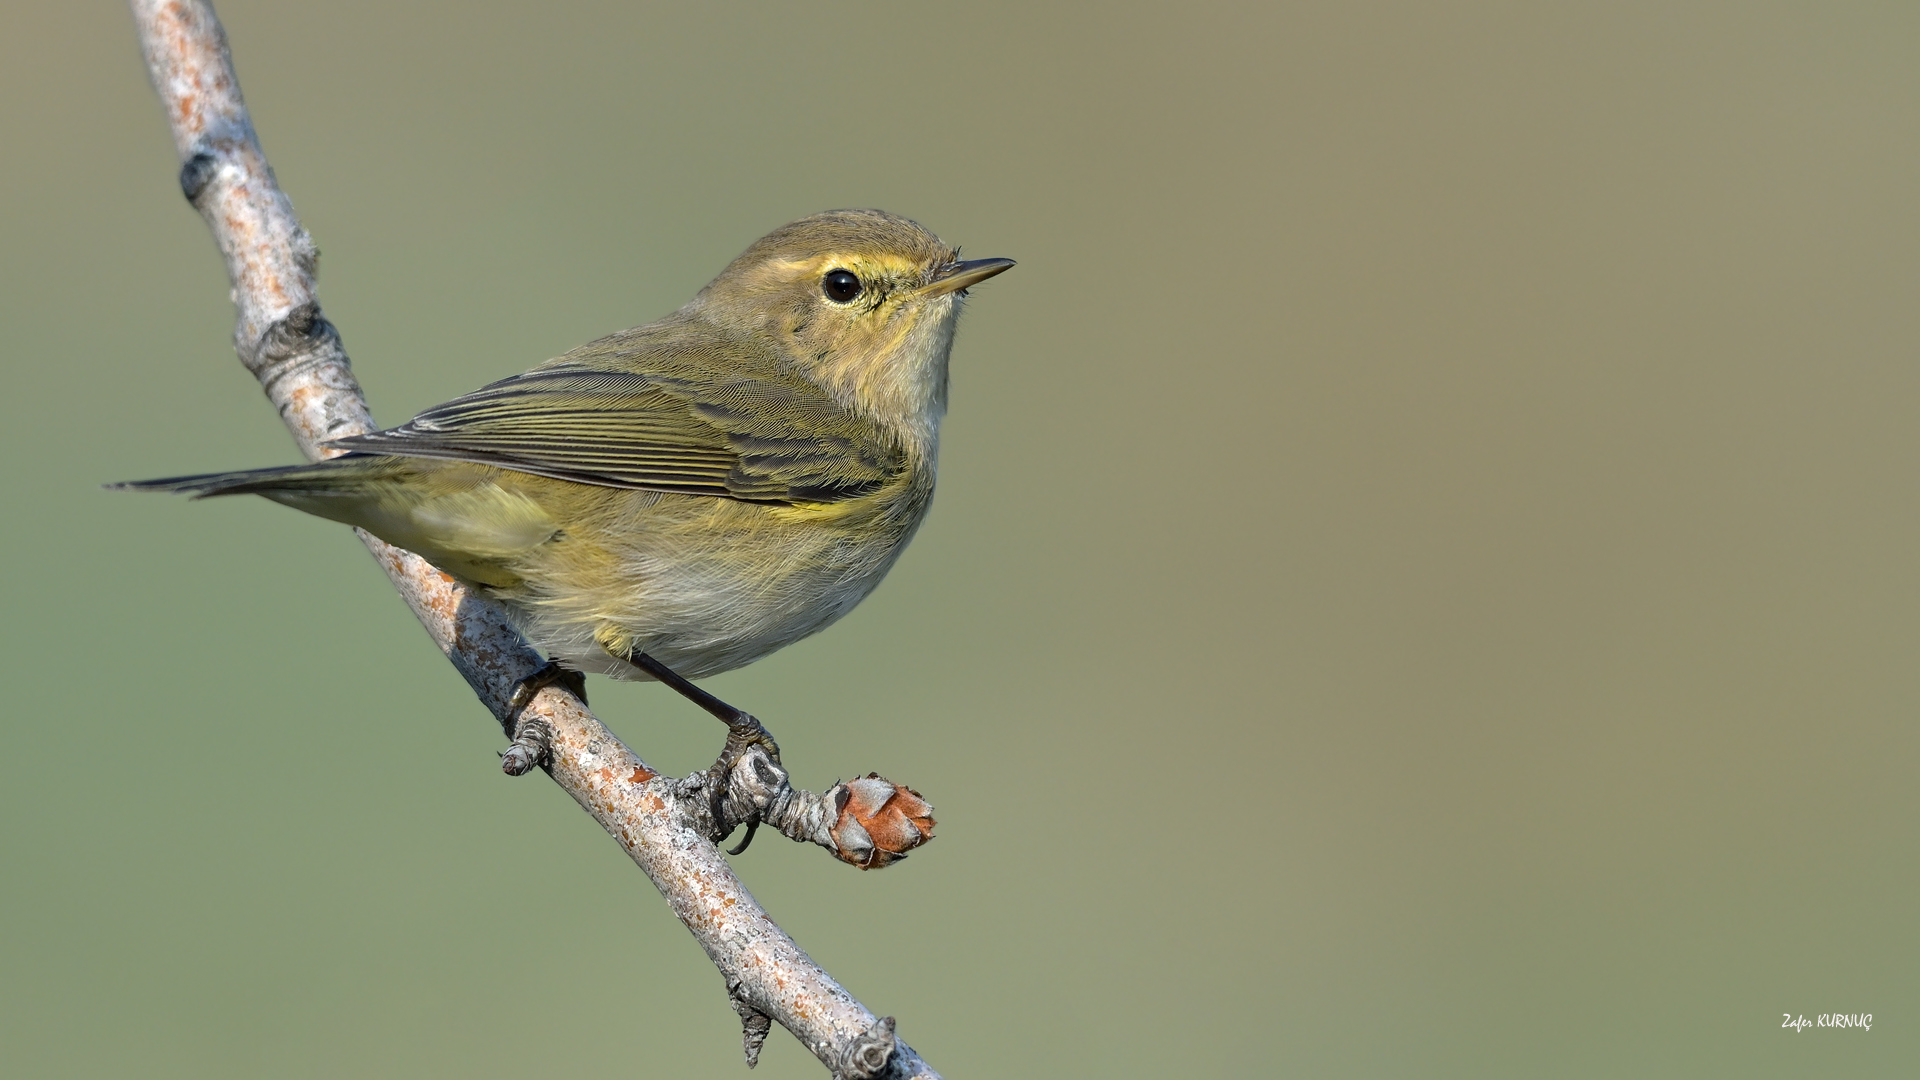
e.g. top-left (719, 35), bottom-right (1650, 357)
top-left (624, 650), bottom-right (780, 762)
top-left (625, 649), bottom-right (780, 854)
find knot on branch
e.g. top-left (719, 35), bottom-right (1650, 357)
top-left (838, 1016), bottom-right (899, 1079)
top-left (254, 300), bottom-right (333, 369)
top-left (246, 302), bottom-right (372, 440)
top-left (500, 717), bottom-right (552, 776)
top-left (713, 744), bottom-right (792, 832)
top-left (726, 974), bottom-right (774, 1068)
top-left (178, 150), bottom-right (219, 205)
top-left (175, 140), bottom-right (256, 209)
top-left (700, 755), bottom-right (935, 869)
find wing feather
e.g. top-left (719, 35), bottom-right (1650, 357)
top-left (328, 361), bottom-right (903, 503)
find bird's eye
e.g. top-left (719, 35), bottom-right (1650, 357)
top-left (822, 269), bottom-right (862, 303)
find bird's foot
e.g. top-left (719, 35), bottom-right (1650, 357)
top-left (508, 659), bottom-right (587, 711)
top-left (624, 649), bottom-right (783, 854)
top-left (706, 709), bottom-right (784, 854)
top-left (500, 660), bottom-right (586, 776)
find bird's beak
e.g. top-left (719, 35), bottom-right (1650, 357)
top-left (919, 257), bottom-right (1016, 297)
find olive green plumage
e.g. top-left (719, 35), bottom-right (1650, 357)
top-left (120, 209), bottom-right (1013, 680)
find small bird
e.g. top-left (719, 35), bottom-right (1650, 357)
top-left (119, 209), bottom-right (1012, 764)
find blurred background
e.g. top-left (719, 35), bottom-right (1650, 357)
top-left (1, 2), bottom-right (1914, 1076)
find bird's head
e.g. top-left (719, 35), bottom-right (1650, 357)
top-left (691, 208), bottom-right (1014, 454)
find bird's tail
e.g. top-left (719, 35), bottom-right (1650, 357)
top-left (107, 454), bottom-right (393, 498)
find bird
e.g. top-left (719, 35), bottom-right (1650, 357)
top-left (117, 208), bottom-right (1013, 781)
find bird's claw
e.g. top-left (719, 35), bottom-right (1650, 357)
top-left (509, 660), bottom-right (587, 712)
top-left (709, 713), bottom-right (782, 854)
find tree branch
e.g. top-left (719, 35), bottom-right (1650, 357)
top-left (128, 3), bottom-right (939, 1074)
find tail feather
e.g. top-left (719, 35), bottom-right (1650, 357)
top-left (108, 455), bottom-right (388, 498)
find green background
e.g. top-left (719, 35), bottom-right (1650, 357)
top-left (2, 2), bottom-right (1913, 1076)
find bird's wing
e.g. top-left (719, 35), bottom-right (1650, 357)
top-left (327, 365), bottom-right (904, 503)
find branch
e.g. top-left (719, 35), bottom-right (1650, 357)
top-left (128, 3), bottom-right (939, 1074)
